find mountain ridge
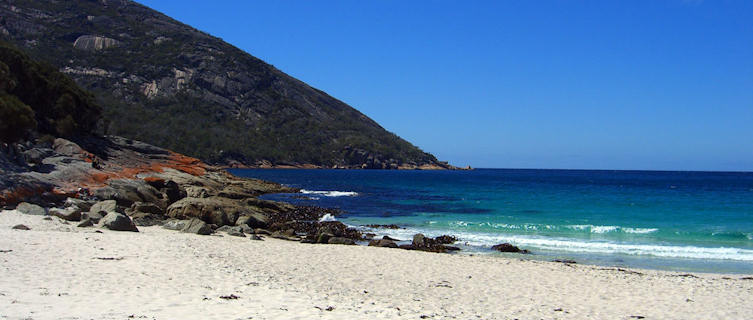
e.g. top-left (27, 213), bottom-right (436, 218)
top-left (0, 0), bottom-right (458, 169)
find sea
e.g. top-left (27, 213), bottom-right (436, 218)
top-left (228, 168), bottom-right (753, 274)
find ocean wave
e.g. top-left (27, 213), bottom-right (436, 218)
top-left (454, 231), bottom-right (753, 261)
top-left (318, 213), bottom-right (338, 222)
top-left (300, 189), bottom-right (358, 197)
top-left (450, 222), bottom-right (660, 235)
top-left (356, 225), bottom-right (753, 261)
top-left (564, 224), bottom-right (658, 234)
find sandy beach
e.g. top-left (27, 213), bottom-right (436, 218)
top-left (1, 210), bottom-right (751, 320)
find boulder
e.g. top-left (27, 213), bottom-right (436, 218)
top-left (270, 230), bottom-right (299, 241)
top-left (77, 219), bottom-right (94, 227)
top-left (162, 219), bottom-right (188, 231)
top-left (92, 179), bottom-right (164, 207)
top-left (90, 200), bottom-right (119, 214)
top-left (82, 210), bottom-right (105, 223)
top-left (130, 202), bottom-right (163, 215)
top-left (316, 232), bottom-right (334, 244)
top-left (238, 224), bottom-right (254, 234)
top-left (16, 202), bottom-right (47, 215)
top-left (254, 228), bottom-right (271, 235)
top-left (412, 233), bottom-right (427, 248)
top-left (181, 218), bottom-right (212, 235)
top-left (12, 224), bottom-right (30, 230)
top-left (491, 243), bottom-right (529, 254)
top-left (107, 179), bottom-right (164, 206)
top-left (49, 207), bottom-right (82, 221)
top-left (128, 210), bottom-right (165, 227)
top-left (409, 233), bottom-right (460, 253)
top-left (328, 237), bottom-right (356, 245)
top-left (52, 138), bottom-right (86, 157)
top-left (101, 212), bottom-right (139, 232)
top-left (434, 235), bottom-right (458, 244)
top-left (166, 197), bottom-right (244, 226)
top-left (368, 238), bottom-right (398, 248)
top-left (64, 197), bottom-right (93, 212)
top-left (235, 212), bottom-right (268, 229)
top-left (22, 148), bottom-right (54, 166)
top-left (162, 180), bottom-right (186, 204)
top-left (216, 225), bottom-right (245, 237)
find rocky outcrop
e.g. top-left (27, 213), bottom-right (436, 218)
top-left (0, 134), bottom-right (367, 249)
top-left (408, 234), bottom-right (460, 253)
top-left (72, 35), bottom-right (120, 51)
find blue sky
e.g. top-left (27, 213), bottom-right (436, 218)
top-left (139, 0), bottom-right (752, 171)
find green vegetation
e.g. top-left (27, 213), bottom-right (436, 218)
top-left (0, 41), bottom-right (101, 142)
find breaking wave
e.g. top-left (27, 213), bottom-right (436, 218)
top-left (300, 189), bottom-right (358, 197)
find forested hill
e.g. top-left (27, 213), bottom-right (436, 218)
top-left (0, 0), bottom-right (454, 169)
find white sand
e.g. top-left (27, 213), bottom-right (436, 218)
top-left (1, 210), bottom-right (751, 320)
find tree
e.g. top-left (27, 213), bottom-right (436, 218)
top-left (0, 94), bottom-right (36, 143)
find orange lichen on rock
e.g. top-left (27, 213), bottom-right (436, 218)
top-left (68, 151), bottom-right (207, 191)
top-left (165, 152), bottom-right (206, 176)
top-left (0, 185), bottom-right (51, 206)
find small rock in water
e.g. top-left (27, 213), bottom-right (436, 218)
top-left (491, 243), bottom-right (530, 254)
top-left (12, 224), bottom-right (30, 230)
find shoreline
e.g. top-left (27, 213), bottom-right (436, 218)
top-left (2, 210), bottom-right (752, 319)
top-left (220, 163), bottom-right (473, 170)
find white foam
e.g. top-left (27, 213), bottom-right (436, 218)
top-left (318, 213), bottom-right (338, 222)
top-left (623, 228), bottom-right (659, 234)
top-left (356, 224), bottom-right (753, 261)
top-left (300, 189), bottom-right (358, 197)
top-left (455, 232), bottom-right (753, 261)
top-left (565, 224), bottom-right (658, 234)
top-left (591, 226), bottom-right (619, 233)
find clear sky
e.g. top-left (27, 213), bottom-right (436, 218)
top-left (138, 0), bottom-right (752, 171)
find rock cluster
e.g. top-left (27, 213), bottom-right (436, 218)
top-left (2, 136), bottom-right (480, 254)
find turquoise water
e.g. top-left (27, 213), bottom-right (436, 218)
top-left (229, 169), bottom-right (753, 274)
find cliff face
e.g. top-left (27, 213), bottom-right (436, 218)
top-left (0, 0), bottom-right (452, 169)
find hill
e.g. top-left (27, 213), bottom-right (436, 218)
top-left (0, 0), bottom-right (453, 169)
